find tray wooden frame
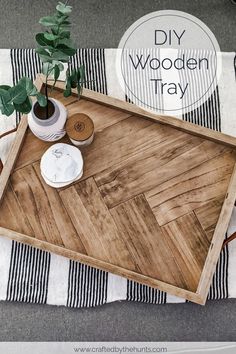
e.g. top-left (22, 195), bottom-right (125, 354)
top-left (1, 74), bottom-right (236, 305)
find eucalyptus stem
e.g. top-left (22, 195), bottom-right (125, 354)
top-left (35, 1), bottom-right (84, 109)
top-left (45, 66), bottom-right (49, 119)
top-left (0, 1), bottom-right (84, 119)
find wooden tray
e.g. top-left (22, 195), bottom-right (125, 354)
top-left (1, 74), bottom-right (236, 305)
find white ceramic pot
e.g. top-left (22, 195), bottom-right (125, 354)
top-left (28, 98), bottom-right (67, 142)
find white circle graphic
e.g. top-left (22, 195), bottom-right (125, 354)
top-left (116, 10), bottom-right (222, 115)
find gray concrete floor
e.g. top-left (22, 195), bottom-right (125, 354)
top-left (0, 0), bottom-right (235, 51)
top-left (0, 0), bottom-right (235, 342)
top-left (0, 299), bottom-right (236, 341)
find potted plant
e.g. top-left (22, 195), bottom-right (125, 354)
top-left (0, 1), bottom-right (84, 142)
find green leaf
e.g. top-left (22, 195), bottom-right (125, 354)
top-left (0, 102), bottom-right (14, 116)
top-left (30, 87), bottom-right (38, 96)
top-left (9, 85), bottom-right (27, 104)
top-left (64, 74), bottom-right (71, 97)
top-left (36, 47), bottom-right (50, 55)
top-left (57, 14), bottom-right (69, 23)
top-left (36, 93), bottom-right (47, 107)
top-left (50, 61), bottom-right (64, 71)
top-left (59, 30), bottom-right (70, 39)
top-left (57, 62), bottom-right (64, 71)
top-left (35, 33), bottom-right (53, 47)
top-left (71, 80), bottom-right (77, 88)
top-left (59, 20), bottom-right (71, 26)
top-left (78, 65), bottom-right (85, 83)
top-left (57, 38), bottom-right (75, 48)
top-left (68, 69), bottom-right (77, 88)
top-left (63, 87), bottom-right (71, 97)
top-left (56, 44), bottom-right (76, 56)
top-left (18, 77), bottom-right (38, 96)
top-left (42, 62), bottom-right (54, 76)
top-left (77, 83), bottom-right (82, 98)
top-left (49, 64), bottom-right (61, 93)
top-left (39, 16), bottom-right (58, 27)
top-left (36, 48), bottom-right (53, 63)
top-left (0, 85), bottom-right (11, 91)
top-left (44, 32), bottom-right (60, 41)
top-left (0, 89), bottom-right (14, 116)
top-left (56, 2), bottom-right (72, 15)
top-left (38, 45), bottom-right (55, 52)
top-left (0, 88), bottom-right (11, 102)
top-left (18, 77), bottom-right (33, 91)
top-left (51, 51), bottom-right (69, 62)
top-left (54, 64), bottom-right (60, 81)
top-left (51, 27), bottom-right (58, 35)
top-left (13, 97), bottom-right (32, 114)
top-left (58, 24), bottom-right (71, 31)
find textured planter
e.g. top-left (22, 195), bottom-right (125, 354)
top-left (28, 98), bottom-right (67, 141)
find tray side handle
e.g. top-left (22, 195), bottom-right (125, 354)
top-left (0, 127), bottom-right (17, 140)
top-left (0, 158), bottom-right (3, 174)
top-left (222, 231), bottom-right (236, 249)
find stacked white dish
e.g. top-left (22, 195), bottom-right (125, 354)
top-left (40, 143), bottom-right (83, 188)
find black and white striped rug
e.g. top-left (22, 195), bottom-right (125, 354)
top-left (0, 49), bottom-right (236, 307)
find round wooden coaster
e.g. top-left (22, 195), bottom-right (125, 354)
top-left (66, 113), bottom-right (94, 143)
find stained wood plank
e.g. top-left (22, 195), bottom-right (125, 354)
top-left (59, 177), bottom-right (137, 270)
top-left (194, 197), bottom-right (225, 240)
top-left (83, 114), bottom-right (152, 152)
top-left (66, 98), bottom-right (132, 132)
top-left (10, 163), bottom-right (85, 252)
top-left (110, 195), bottom-right (189, 289)
top-left (161, 212), bottom-right (211, 290)
top-left (145, 150), bottom-right (236, 225)
top-left (14, 129), bottom-right (69, 171)
top-left (81, 116), bottom-right (162, 179)
top-left (96, 135), bottom-right (230, 209)
top-left (0, 182), bottom-right (33, 236)
top-left (32, 162), bottom-right (86, 253)
top-left (51, 89), bottom-right (79, 106)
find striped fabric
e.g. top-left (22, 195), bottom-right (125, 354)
top-left (67, 262), bottom-right (108, 308)
top-left (183, 87), bottom-right (221, 130)
top-left (6, 241), bottom-right (50, 303)
top-left (127, 280), bottom-right (167, 304)
top-left (208, 244), bottom-right (229, 300)
top-left (0, 49), bottom-right (236, 307)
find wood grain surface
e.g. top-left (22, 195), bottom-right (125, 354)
top-left (1, 80), bottom-right (236, 304)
